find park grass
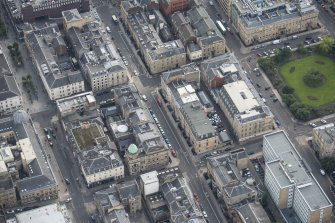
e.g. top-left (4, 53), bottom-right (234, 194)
top-left (280, 54), bottom-right (335, 107)
top-left (72, 124), bottom-right (101, 150)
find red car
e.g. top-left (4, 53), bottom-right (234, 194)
top-left (156, 96), bottom-right (162, 107)
top-left (171, 149), bottom-right (177, 157)
top-left (193, 193), bottom-right (200, 203)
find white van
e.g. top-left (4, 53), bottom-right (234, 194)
top-left (106, 26), bottom-right (111, 33)
top-left (292, 35), bottom-right (298, 40)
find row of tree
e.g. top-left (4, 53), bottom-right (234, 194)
top-left (258, 47), bottom-right (314, 121)
top-left (7, 42), bottom-right (23, 67)
top-left (0, 17), bottom-right (7, 38)
top-left (22, 75), bottom-right (36, 102)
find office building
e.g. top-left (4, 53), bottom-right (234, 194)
top-left (230, 0), bottom-right (319, 45)
top-left (312, 123), bottom-right (335, 159)
top-left (113, 85), bottom-right (169, 175)
top-left (219, 81), bottom-right (274, 141)
top-left (24, 23), bottom-right (85, 100)
top-left (120, 2), bottom-right (187, 74)
top-left (64, 9), bottom-right (128, 91)
top-left (161, 64), bottom-right (219, 154)
top-left (66, 117), bottom-right (124, 187)
top-left (263, 131), bottom-right (332, 223)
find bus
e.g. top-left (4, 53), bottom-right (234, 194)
top-left (216, 20), bottom-right (226, 34)
top-left (112, 15), bottom-right (119, 24)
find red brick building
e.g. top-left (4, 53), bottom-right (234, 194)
top-left (159, 0), bottom-right (190, 17)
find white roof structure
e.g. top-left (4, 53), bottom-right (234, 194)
top-left (16, 204), bottom-right (71, 223)
top-left (223, 81), bottom-right (259, 113)
top-left (177, 85), bottom-right (199, 104)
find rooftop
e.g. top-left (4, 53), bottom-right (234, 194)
top-left (95, 187), bottom-right (131, 223)
top-left (233, 0), bottom-right (318, 28)
top-left (167, 80), bottom-right (216, 140)
top-left (222, 81), bottom-right (259, 114)
top-left (234, 202), bottom-right (271, 223)
top-left (0, 51), bottom-right (21, 102)
top-left (264, 131), bottom-right (332, 210)
top-left (79, 140), bottom-right (123, 176)
top-left (62, 9), bottom-right (82, 23)
top-left (56, 91), bottom-right (96, 115)
top-left (313, 123), bottom-right (335, 144)
top-left (16, 203), bottom-right (70, 223)
top-left (25, 23), bottom-right (84, 90)
top-left (161, 177), bottom-right (205, 223)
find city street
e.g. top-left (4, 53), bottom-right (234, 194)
top-left (0, 0), bottom-right (335, 221)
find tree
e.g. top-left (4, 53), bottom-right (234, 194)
top-left (282, 85), bottom-right (295, 94)
top-left (274, 48), bottom-right (292, 63)
top-left (318, 35), bottom-right (335, 55)
top-left (321, 157), bottom-right (335, 173)
top-left (295, 107), bottom-right (310, 121)
top-left (259, 58), bottom-right (276, 77)
top-left (303, 69), bottom-right (326, 88)
top-left (282, 94), bottom-right (296, 106)
top-left (261, 192), bottom-right (269, 206)
top-left (297, 43), bottom-right (307, 55)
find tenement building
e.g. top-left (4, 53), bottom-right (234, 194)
top-left (229, 0), bottom-right (319, 45)
top-left (263, 131), bottom-right (332, 223)
top-left (0, 49), bottom-right (22, 115)
top-left (312, 123), bottom-right (335, 159)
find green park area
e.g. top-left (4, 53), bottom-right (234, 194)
top-left (280, 54), bottom-right (335, 107)
top-left (258, 36), bottom-right (335, 121)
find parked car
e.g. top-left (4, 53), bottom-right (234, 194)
top-left (170, 149), bottom-right (177, 157)
top-left (193, 193), bottom-right (200, 203)
top-left (65, 178), bottom-right (70, 185)
top-left (321, 119), bottom-right (327, 124)
top-left (309, 123), bottom-right (317, 128)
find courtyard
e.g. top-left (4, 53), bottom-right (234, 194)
top-left (72, 124), bottom-right (102, 150)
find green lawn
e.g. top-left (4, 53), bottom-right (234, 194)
top-left (280, 54), bottom-right (335, 107)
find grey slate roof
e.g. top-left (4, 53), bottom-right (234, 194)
top-left (0, 52), bottom-right (20, 101)
top-left (62, 9), bottom-right (82, 23)
top-left (25, 24), bottom-right (84, 90)
top-left (0, 75), bottom-right (20, 101)
top-left (17, 175), bottom-right (55, 194)
top-left (161, 177), bottom-right (205, 223)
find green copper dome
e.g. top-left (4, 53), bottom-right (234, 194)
top-left (128, 144), bottom-right (138, 154)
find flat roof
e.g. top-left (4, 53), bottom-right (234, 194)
top-left (16, 203), bottom-right (69, 223)
top-left (264, 131), bottom-right (332, 210)
top-left (223, 81), bottom-right (259, 113)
